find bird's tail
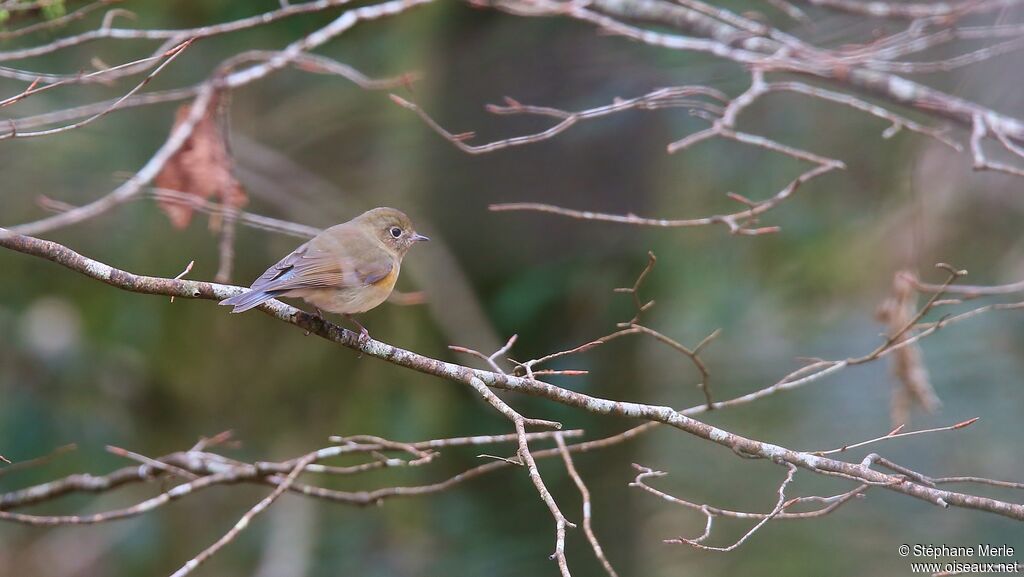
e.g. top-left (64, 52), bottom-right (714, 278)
top-left (219, 289), bottom-right (283, 313)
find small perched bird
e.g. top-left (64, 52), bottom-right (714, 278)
top-left (220, 207), bottom-right (428, 339)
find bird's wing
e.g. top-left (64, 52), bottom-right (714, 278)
top-left (247, 227), bottom-right (394, 294)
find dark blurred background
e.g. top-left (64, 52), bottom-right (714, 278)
top-left (1, 2), bottom-right (1023, 576)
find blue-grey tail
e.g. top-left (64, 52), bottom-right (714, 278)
top-left (219, 289), bottom-right (282, 313)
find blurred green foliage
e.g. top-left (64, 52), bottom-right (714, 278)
top-left (1, 2), bottom-right (1023, 576)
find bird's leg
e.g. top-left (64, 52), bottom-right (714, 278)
top-left (344, 314), bottom-right (370, 343)
top-left (304, 307), bottom-right (327, 336)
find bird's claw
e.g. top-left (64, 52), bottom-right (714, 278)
top-left (344, 314), bottom-right (371, 347)
top-left (304, 308), bottom-right (326, 336)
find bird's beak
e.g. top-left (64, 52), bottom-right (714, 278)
top-left (411, 232), bottom-right (430, 242)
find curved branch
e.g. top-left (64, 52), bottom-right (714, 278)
top-left (1, 231), bottom-right (1021, 522)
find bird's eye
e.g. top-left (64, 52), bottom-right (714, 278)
top-left (389, 226), bottom-right (402, 238)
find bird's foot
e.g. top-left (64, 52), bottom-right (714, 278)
top-left (345, 314), bottom-right (371, 346)
top-left (304, 308), bottom-right (327, 336)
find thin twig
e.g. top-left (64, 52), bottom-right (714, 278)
top-left (556, 433), bottom-right (619, 577)
top-left (168, 451), bottom-right (319, 577)
top-left (811, 418), bottom-right (979, 456)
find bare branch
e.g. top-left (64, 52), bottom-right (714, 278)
top-left (556, 433), bottom-right (619, 577)
top-left (787, 0), bottom-right (1022, 20)
top-left (3, 3), bottom-right (1024, 571)
top-left (1, 233), bottom-right (1020, 523)
top-left (0, 38), bottom-right (195, 140)
top-left (811, 418), bottom-right (980, 456)
top-left (632, 464), bottom-right (867, 521)
top-left (169, 451), bottom-right (319, 577)
top-left (0, 444), bottom-right (77, 477)
top-left (665, 463), bottom-right (799, 551)
top-left (0, 0), bottom-right (122, 41)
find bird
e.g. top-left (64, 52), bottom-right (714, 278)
top-left (219, 207), bottom-right (429, 339)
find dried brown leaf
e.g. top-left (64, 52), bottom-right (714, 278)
top-left (155, 94), bottom-right (247, 229)
top-left (878, 270), bottom-right (942, 426)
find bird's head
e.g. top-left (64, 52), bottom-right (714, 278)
top-left (356, 207), bottom-right (430, 256)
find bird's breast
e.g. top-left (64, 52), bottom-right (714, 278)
top-left (289, 264), bottom-right (399, 315)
